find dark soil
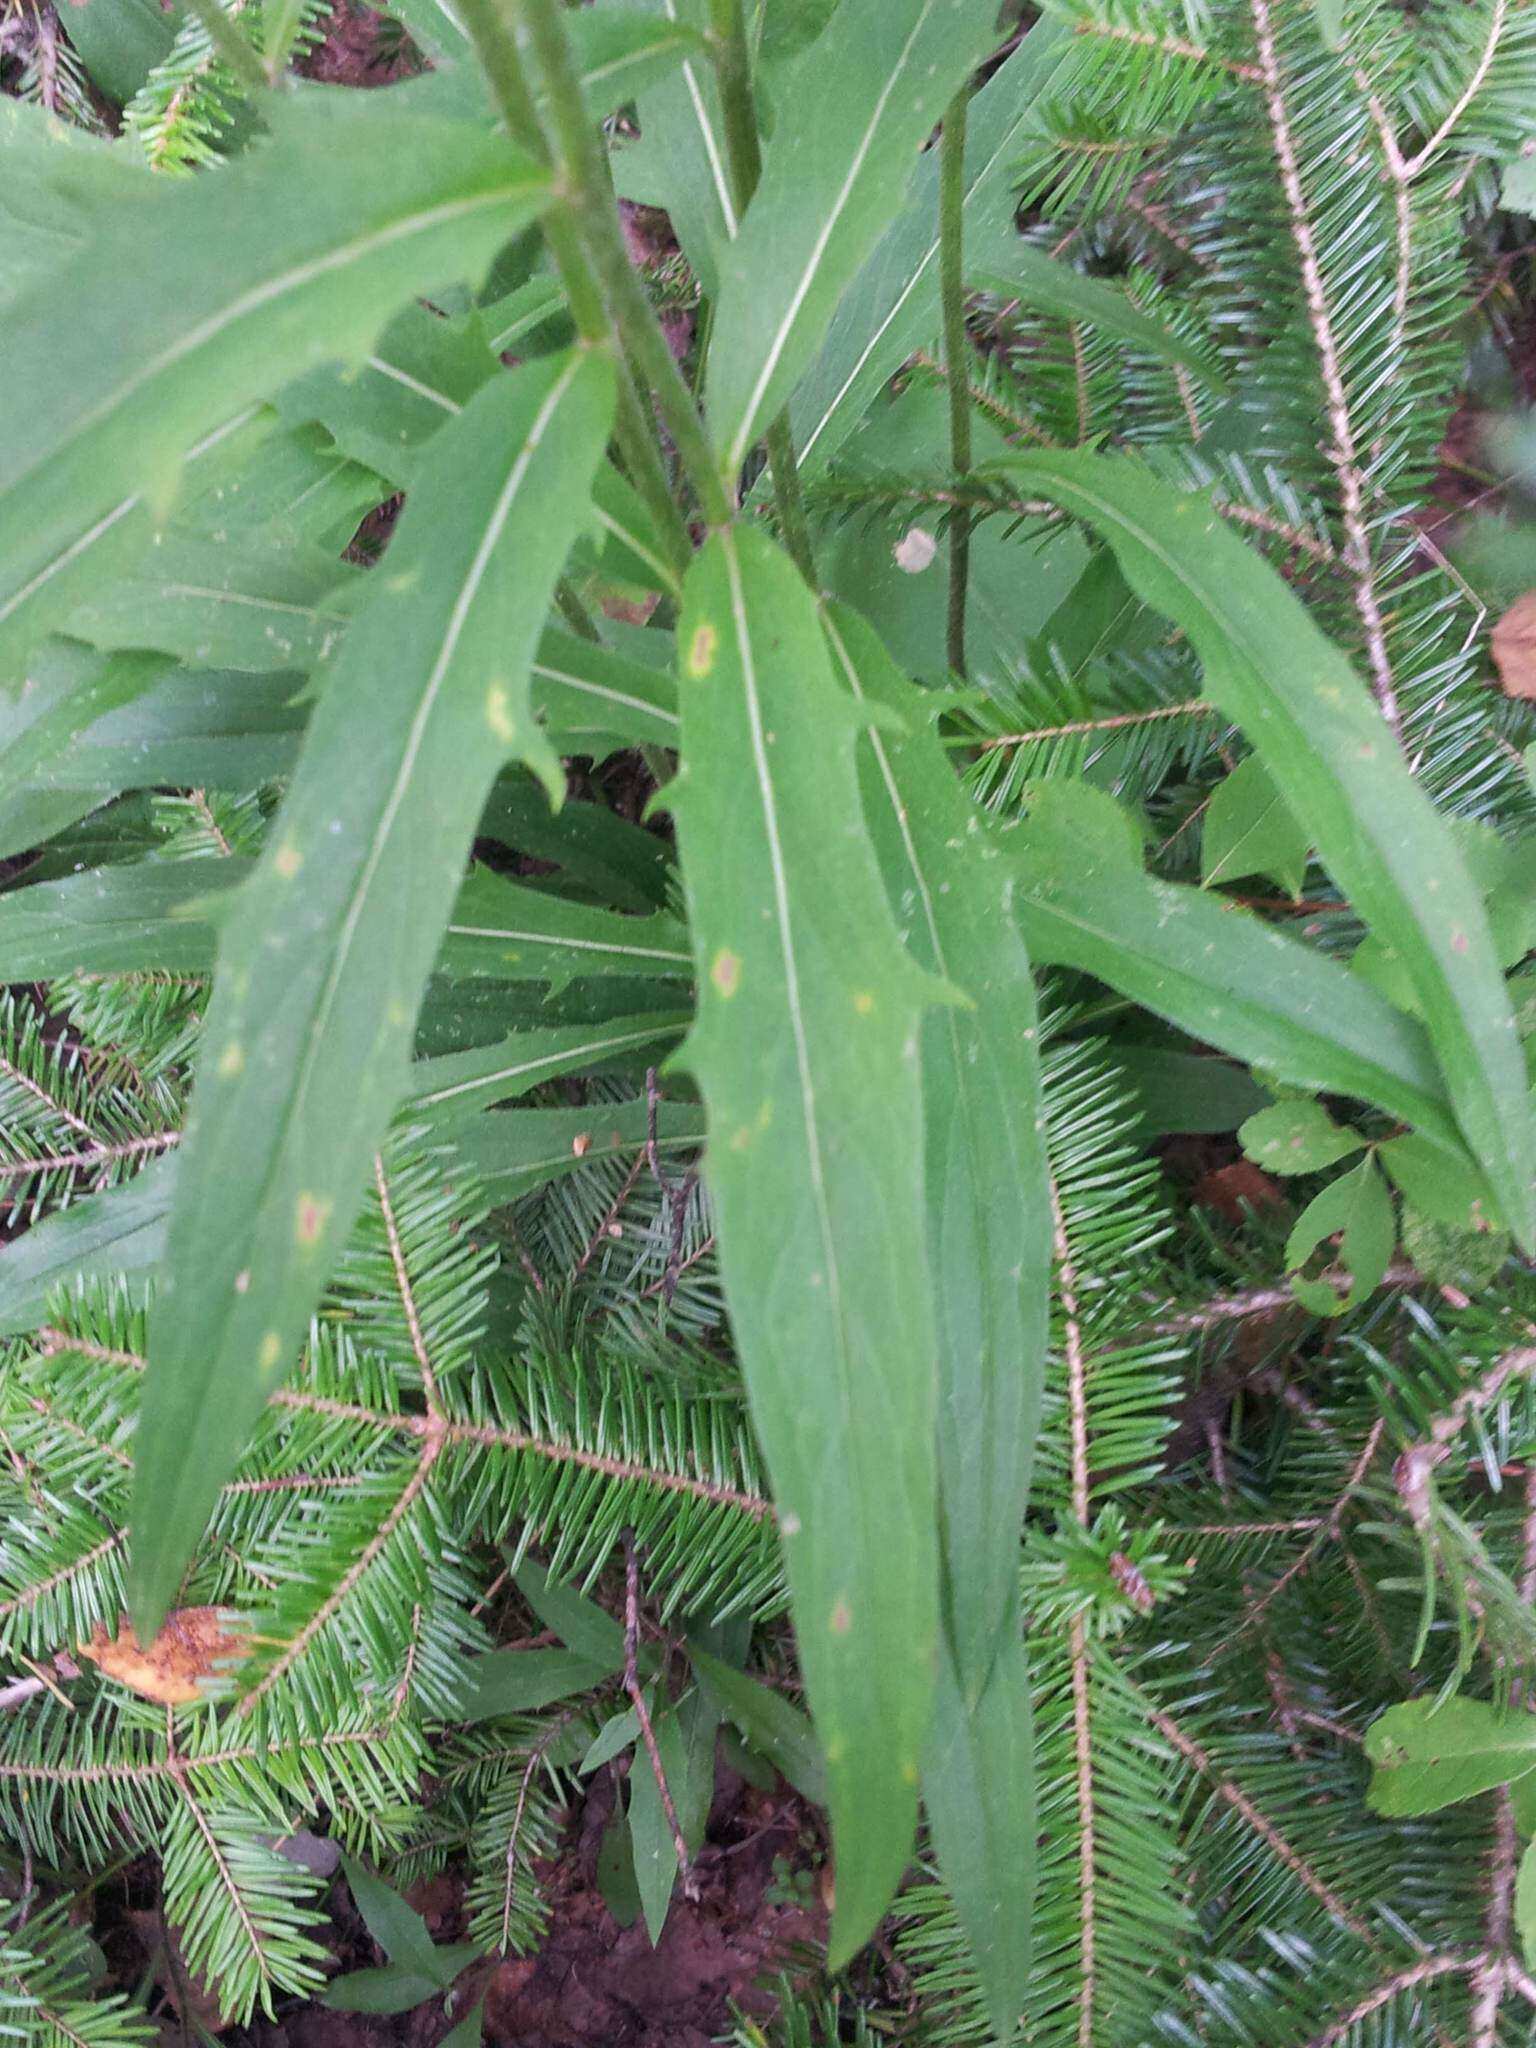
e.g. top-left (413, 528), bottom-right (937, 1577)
top-left (216, 1769), bottom-right (827, 2048)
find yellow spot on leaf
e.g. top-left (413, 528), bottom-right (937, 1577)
top-left (259, 1331), bottom-right (283, 1372)
top-left (687, 622), bottom-right (718, 677)
top-left (486, 684), bottom-right (517, 744)
top-left (853, 991), bottom-right (874, 1015)
top-left (217, 1042), bottom-right (244, 1078)
top-left (296, 1193), bottom-right (331, 1245)
top-left (274, 844), bottom-right (302, 880)
top-left (711, 948), bottom-right (741, 998)
top-left (830, 1599), bottom-right (852, 1635)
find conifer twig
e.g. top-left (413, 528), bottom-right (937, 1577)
top-left (1248, 0), bottom-right (1404, 745)
top-left (622, 1531), bottom-right (697, 1900)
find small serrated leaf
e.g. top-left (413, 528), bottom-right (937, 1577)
top-left (1239, 1100), bottom-right (1362, 1176)
top-left (1285, 1156), bottom-right (1394, 1315)
top-left (1365, 1697), bottom-right (1536, 1817)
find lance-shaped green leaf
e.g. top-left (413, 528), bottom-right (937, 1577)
top-left (1012, 844), bottom-right (1464, 1155)
top-left (790, 19), bottom-right (1070, 477)
top-left (0, 1151), bottom-right (177, 1335)
top-left (0, 841), bottom-right (689, 989)
top-left (439, 869), bottom-right (693, 989)
top-left (670, 526), bottom-right (941, 1962)
top-left (276, 300), bottom-right (501, 490)
top-left (0, 641), bottom-right (171, 811)
top-left (479, 778), bottom-right (674, 912)
top-left (447, 1096), bottom-right (703, 1199)
top-left (561, 9), bottom-right (710, 122)
top-left (176, 417), bottom-right (387, 552)
top-left (22, 668), bottom-right (309, 800)
top-left (0, 97), bottom-right (155, 309)
top-left (409, 1014), bottom-right (691, 1130)
top-left (993, 451), bottom-right (1536, 1245)
top-left (923, 1634), bottom-right (1035, 2048)
top-left (529, 628), bottom-right (680, 756)
top-left (823, 602), bottom-right (1043, 2035)
top-left (688, 1644), bottom-right (827, 1806)
top-left (67, 530), bottom-right (358, 674)
top-left (974, 255), bottom-right (1225, 390)
top-left (585, 465), bottom-right (683, 601)
top-left (129, 349), bottom-right (615, 1637)
top-left (0, 861), bottom-right (243, 980)
top-left (8, 632), bottom-right (674, 819)
top-left (393, 1), bottom-right (710, 129)
top-left (824, 601), bottom-right (1047, 1692)
top-left (706, 0), bottom-right (1001, 480)
top-left (0, 86), bottom-right (548, 671)
top-left (609, 0), bottom-right (740, 298)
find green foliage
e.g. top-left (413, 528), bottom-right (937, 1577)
top-left (673, 526), bottom-right (941, 1960)
top-left (2, 0), bottom-right (1536, 2041)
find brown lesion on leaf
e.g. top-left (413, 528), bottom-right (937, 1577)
top-left (79, 1607), bottom-right (250, 1705)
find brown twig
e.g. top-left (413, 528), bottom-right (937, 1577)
top-left (0, 1129), bottom-right (180, 1181)
top-left (1302, 1953), bottom-right (1476, 2047)
top-left (1147, 1704), bottom-right (1375, 1941)
top-left (644, 1069), bottom-right (696, 1307)
top-left (622, 1532), bottom-right (697, 1900)
top-left (976, 700), bottom-right (1211, 751)
top-left (1148, 1262), bottom-right (1418, 1336)
top-left (573, 1149), bottom-right (646, 1278)
top-left (1395, 1346), bottom-right (1536, 1540)
top-left (1216, 1421), bottom-right (1385, 1653)
top-left (1249, 0), bottom-right (1404, 744)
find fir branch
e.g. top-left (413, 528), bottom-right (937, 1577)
top-left (1247, 0), bottom-right (1405, 741)
top-left (1145, 1703), bottom-right (1375, 1942)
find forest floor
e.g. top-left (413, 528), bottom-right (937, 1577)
top-left (221, 1770), bottom-right (830, 2048)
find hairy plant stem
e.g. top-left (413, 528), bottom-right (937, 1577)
top-left (939, 82), bottom-right (972, 678)
top-left (453, 0), bottom-right (693, 581)
top-left (514, 0), bottom-right (731, 531)
top-left (704, 0), bottom-right (816, 579)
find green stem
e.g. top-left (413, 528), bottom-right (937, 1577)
top-left (706, 0), bottom-right (762, 193)
top-left (514, 0), bottom-right (731, 529)
top-left (764, 416), bottom-right (817, 585)
top-left (939, 82), bottom-right (972, 679)
top-left (705, 0), bottom-right (816, 584)
top-left (182, 0), bottom-right (271, 96)
top-left (454, 0), bottom-right (692, 579)
top-left (555, 578), bottom-right (603, 643)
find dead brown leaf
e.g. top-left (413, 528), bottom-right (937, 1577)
top-left (79, 1607), bottom-right (248, 1704)
top-left (1492, 591), bottom-right (1536, 699)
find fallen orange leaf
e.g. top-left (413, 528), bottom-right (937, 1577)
top-left (79, 1607), bottom-right (248, 1704)
top-left (1492, 591), bottom-right (1536, 700)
